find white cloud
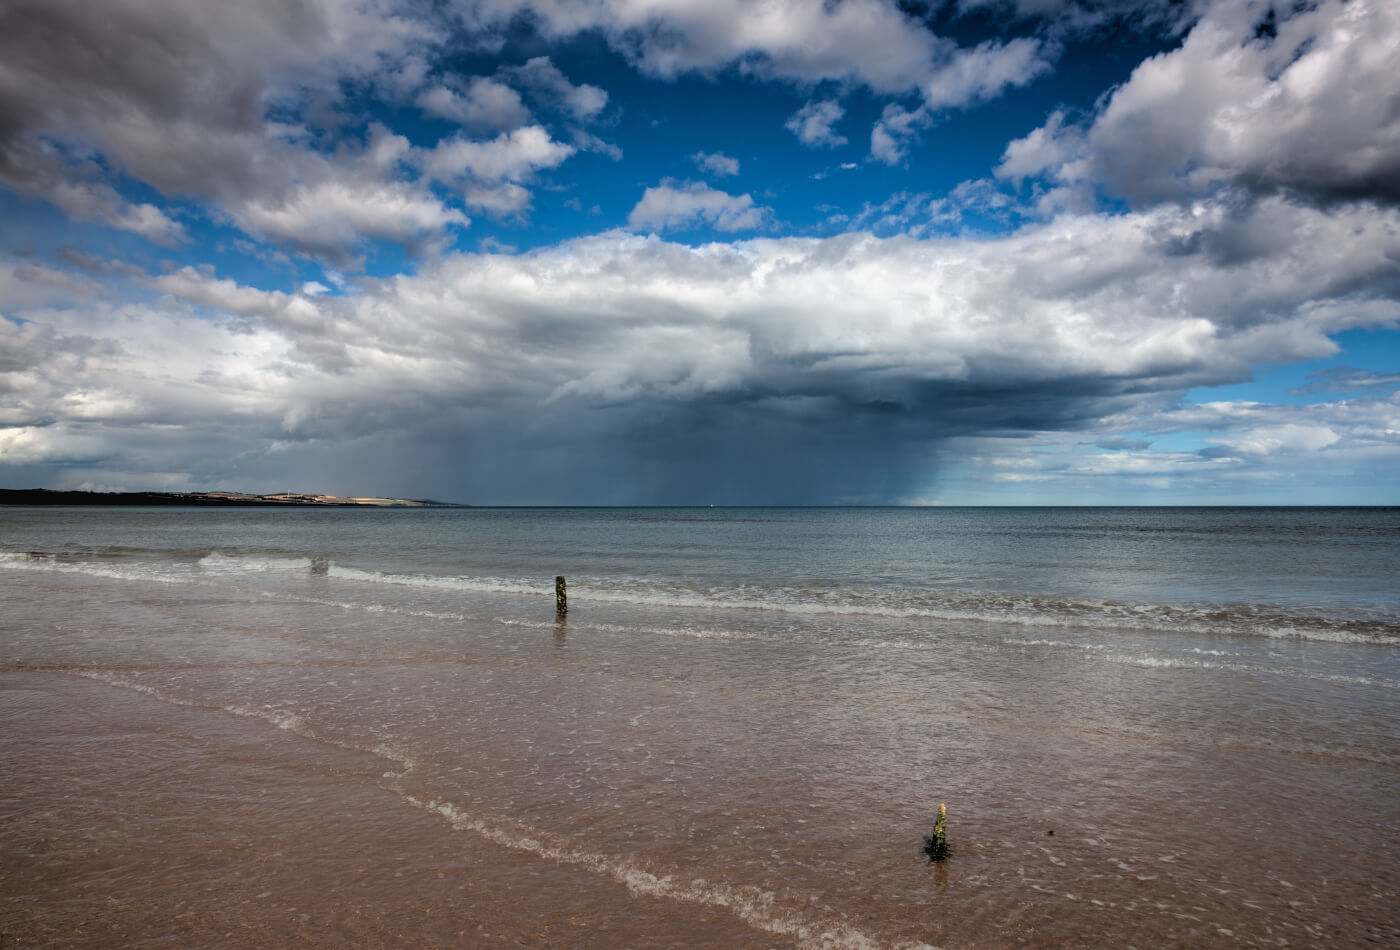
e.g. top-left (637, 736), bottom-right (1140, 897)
top-left (1227, 423), bottom-right (1342, 457)
top-left (8, 187), bottom-right (1400, 499)
top-left (922, 178), bottom-right (1019, 230)
top-left (506, 57), bottom-right (609, 122)
top-left (627, 181), bottom-right (774, 232)
top-left (995, 109), bottom-right (1081, 181)
top-left (103, 195), bottom-right (1400, 416)
top-left (0, 0), bottom-right (1064, 270)
top-left (467, 0), bottom-right (1050, 112)
top-left (500, 0), bottom-right (945, 89)
top-left (44, 178), bottom-right (185, 245)
top-left (870, 103), bottom-right (928, 165)
top-left (1000, 0), bottom-right (1400, 206)
top-left (920, 36), bottom-right (1051, 110)
top-left (152, 267), bottom-right (330, 329)
top-left (0, 259), bottom-right (103, 312)
top-left (572, 130), bottom-right (623, 160)
top-left (692, 151), bottom-right (740, 177)
top-left (423, 126), bottom-right (576, 184)
top-left (462, 182), bottom-right (534, 216)
top-left (416, 77), bottom-right (531, 132)
top-left (0, 0), bottom-right (465, 262)
top-left (848, 190), bottom-right (931, 233)
top-left (233, 178), bottom-right (469, 263)
top-left (786, 100), bottom-right (848, 148)
top-left (211, 126), bottom-right (468, 264)
top-left (932, 387), bottom-right (1400, 502)
top-left (0, 140), bottom-right (187, 245)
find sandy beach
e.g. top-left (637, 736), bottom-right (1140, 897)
top-left (2, 671), bottom-right (771, 948)
top-left (3, 507), bottom-right (1398, 947)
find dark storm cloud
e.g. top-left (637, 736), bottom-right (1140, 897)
top-left (0, 0), bottom-right (277, 202)
top-left (0, 0), bottom-right (463, 258)
top-left (9, 185), bottom-right (1397, 500)
top-left (346, 401), bottom-right (947, 505)
top-left (0, 0), bottom-right (407, 198)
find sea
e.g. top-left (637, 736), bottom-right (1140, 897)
top-left (1, 506), bottom-right (1397, 948)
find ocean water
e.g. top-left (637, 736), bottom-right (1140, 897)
top-left (1, 506), bottom-right (1397, 947)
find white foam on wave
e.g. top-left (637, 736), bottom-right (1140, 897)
top-left (1252, 623), bottom-right (1394, 645)
top-left (0, 552), bottom-right (193, 584)
top-left (225, 703), bottom-right (309, 734)
top-left (406, 795), bottom-right (936, 950)
top-left (502, 618), bottom-right (1400, 691)
top-left (1107, 655), bottom-right (1217, 670)
top-left (499, 616), bottom-right (988, 658)
top-left (1005, 638), bottom-right (1108, 651)
top-left (267, 591), bottom-right (468, 623)
top-left (68, 667), bottom-right (192, 700)
top-left (198, 551), bottom-right (318, 574)
top-left (321, 563), bottom-right (1400, 647)
top-left (370, 741), bottom-right (419, 773)
top-left (497, 617), bottom-right (767, 643)
top-left (329, 564), bottom-right (543, 597)
top-left (1003, 638), bottom-right (1398, 688)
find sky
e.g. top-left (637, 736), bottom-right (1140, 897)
top-left (1, 0), bottom-right (1398, 505)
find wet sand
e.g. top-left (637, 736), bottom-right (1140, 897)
top-left (0, 672), bottom-right (772, 949)
top-left (2, 530), bottom-right (1398, 948)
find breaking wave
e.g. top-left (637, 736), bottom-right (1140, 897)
top-left (6, 549), bottom-right (1398, 646)
top-left (327, 564), bottom-right (1400, 646)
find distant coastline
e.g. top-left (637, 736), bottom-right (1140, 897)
top-left (0, 489), bottom-right (462, 507)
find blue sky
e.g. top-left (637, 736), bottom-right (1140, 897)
top-left (1, 0), bottom-right (1398, 504)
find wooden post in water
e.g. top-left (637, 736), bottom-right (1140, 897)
top-left (555, 575), bottom-right (567, 615)
top-left (923, 803), bottom-right (951, 861)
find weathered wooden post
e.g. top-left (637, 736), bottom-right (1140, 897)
top-left (555, 575), bottom-right (567, 615)
top-left (923, 802), bottom-right (951, 861)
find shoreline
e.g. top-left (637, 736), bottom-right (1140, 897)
top-left (0, 489), bottom-right (464, 508)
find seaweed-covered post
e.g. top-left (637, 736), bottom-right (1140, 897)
top-left (923, 803), bottom-right (951, 862)
top-left (555, 575), bottom-right (567, 615)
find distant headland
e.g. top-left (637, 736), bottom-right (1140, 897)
top-left (0, 489), bottom-right (464, 507)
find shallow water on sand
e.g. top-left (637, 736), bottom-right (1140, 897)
top-left (2, 507), bottom-right (1398, 947)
